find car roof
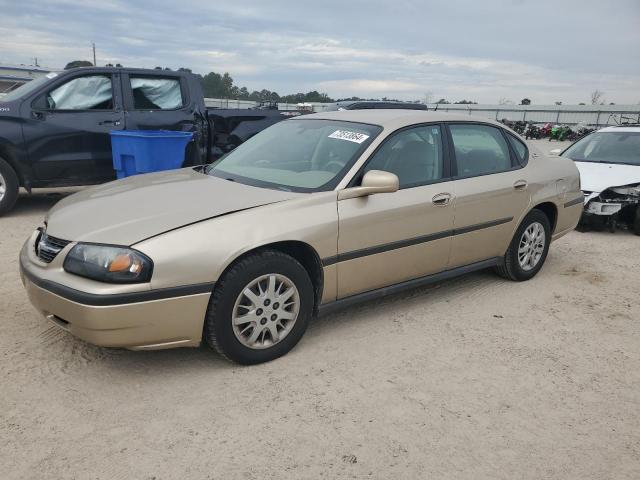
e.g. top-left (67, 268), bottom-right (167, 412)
top-left (599, 125), bottom-right (640, 133)
top-left (302, 109), bottom-right (504, 129)
top-left (338, 100), bottom-right (425, 107)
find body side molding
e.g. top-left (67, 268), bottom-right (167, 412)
top-left (317, 257), bottom-right (501, 315)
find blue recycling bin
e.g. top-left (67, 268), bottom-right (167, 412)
top-left (110, 130), bottom-right (194, 178)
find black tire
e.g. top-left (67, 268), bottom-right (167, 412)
top-left (633, 206), bottom-right (640, 236)
top-left (496, 209), bottom-right (551, 281)
top-left (0, 157), bottom-right (19, 216)
top-left (203, 250), bottom-right (314, 365)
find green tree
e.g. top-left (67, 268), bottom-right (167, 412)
top-left (64, 60), bottom-right (93, 69)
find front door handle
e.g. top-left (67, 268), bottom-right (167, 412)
top-left (513, 180), bottom-right (528, 190)
top-left (432, 192), bottom-right (453, 206)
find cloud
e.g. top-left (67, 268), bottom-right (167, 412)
top-left (1, 0), bottom-right (639, 103)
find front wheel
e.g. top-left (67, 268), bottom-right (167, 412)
top-left (203, 250), bottom-right (314, 364)
top-left (496, 209), bottom-right (551, 281)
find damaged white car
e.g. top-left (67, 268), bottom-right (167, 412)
top-left (558, 126), bottom-right (640, 234)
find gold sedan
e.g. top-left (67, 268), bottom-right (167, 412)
top-left (20, 110), bottom-right (582, 364)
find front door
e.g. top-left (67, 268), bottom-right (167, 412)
top-left (446, 123), bottom-right (532, 268)
top-left (23, 73), bottom-right (124, 185)
top-left (336, 124), bottom-right (454, 298)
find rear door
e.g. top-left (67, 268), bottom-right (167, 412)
top-left (23, 72), bottom-right (124, 184)
top-left (122, 72), bottom-right (202, 165)
top-left (445, 123), bottom-right (531, 268)
top-left (336, 124), bottom-right (455, 298)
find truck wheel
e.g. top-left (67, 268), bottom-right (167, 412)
top-left (633, 207), bottom-right (640, 236)
top-left (203, 249), bottom-right (314, 365)
top-left (0, 157), bottom-right (19, 216)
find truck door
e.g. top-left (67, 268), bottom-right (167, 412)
top-left (122, 73), bottom-right (203, 165)
top-left (22, 72), bottom-right (124, 184)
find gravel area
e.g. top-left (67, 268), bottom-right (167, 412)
top-left (1, 142), bottom-right (639, 479)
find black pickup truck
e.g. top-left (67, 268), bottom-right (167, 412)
top-left (0, 67), bottom-right (297, 215)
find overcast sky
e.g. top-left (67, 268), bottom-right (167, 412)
top-left (2, 0), bottom-right (639, 104)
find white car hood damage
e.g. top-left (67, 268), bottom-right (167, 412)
top-left (574, 161), bottom-right (640, 194)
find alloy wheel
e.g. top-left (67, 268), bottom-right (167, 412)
top-left (518, 221), bottom-right (546, 271)
top-left (231, 273), bottom-right (300, 349)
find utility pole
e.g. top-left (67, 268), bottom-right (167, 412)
top-left (92, 42), bottom-right (96, 66)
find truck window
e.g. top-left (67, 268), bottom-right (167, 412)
top-left (130, 77), bottom-right (184, 110)
top-left (46, 75), bottom-right (113, 110)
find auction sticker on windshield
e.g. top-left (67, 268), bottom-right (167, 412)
top-left (328, 130), bottom-right (370, 144)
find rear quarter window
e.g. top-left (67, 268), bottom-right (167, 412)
top-left (506, 133), bottom-right (528, 165)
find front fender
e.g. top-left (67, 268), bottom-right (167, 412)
top-left (132, 191), bottom-right (339, 291)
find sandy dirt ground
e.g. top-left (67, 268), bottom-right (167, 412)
top-left (1, 141), bottom-right (639, 479)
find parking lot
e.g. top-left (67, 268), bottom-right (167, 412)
top-left (1, 140), bottom-right (639, 479)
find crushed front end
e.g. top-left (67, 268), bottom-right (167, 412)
top-left (581, 184), bottom-right (640, 233)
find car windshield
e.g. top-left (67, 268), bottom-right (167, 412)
top-left (207, 119), bottom-right (382, 192)
top-left (0, 74), bottom-right (57, 102)
top-left (562, 131), bottom-right (640, 166)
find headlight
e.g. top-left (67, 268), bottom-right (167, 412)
top-left (63, 244), bottom-right (153, 283)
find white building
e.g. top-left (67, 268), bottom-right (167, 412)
top-left (0, 64), bottom-right (51, 93)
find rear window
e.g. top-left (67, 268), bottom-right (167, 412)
top-left (130, 76), bottom-right (184, 110)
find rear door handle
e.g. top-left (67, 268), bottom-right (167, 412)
top-left (432, 192), bottom-right (453, 206)
top-left (99, 120), bottom-right (121, 126)
top-left (513, 180), bottom-right (528, 190)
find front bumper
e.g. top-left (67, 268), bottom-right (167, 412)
top-left (19, 231), bottom-right (212, 350)
top-left (585, 200), bottom-right (623, 216)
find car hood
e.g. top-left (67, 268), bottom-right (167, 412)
top-left (574, 160), bottom-right (640, 193)
top-left (45, 168), bottom-right (301, 245)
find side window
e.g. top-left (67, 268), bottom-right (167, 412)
top-left (506, 133), bottom-right (528, 165)
top-left (362, 125), bottom-right (444, 189)
top-left (449, 124), bottom-right (512, 178)
top-left (130, 76), bottom-right (184, 110)
top-left (46, 75), bottom-right (113, 110)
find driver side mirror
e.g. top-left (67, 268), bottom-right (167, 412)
top-left (338, 170), bottom-right (399, 200)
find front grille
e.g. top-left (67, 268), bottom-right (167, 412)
top-left (36, 231), bottom-right (71, 263)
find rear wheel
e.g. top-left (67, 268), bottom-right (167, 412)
top-left (496, 209), bottom-right (551, 281)
top-left (203, 250), bottom-right (313, 364)
top-left (0, 157), bottom-right (19, 216)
